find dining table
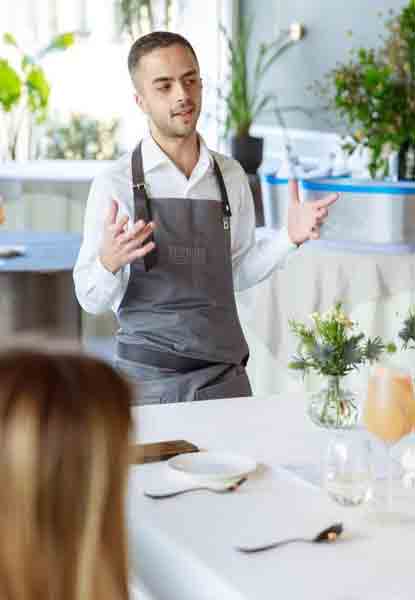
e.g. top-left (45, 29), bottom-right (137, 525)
top-left (127, 392), bottom-right (415, 600)
top-left (0, 230), bottom-right (82, 337)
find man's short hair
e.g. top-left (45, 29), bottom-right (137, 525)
top-left (128, 31), bottom-right (199, 82)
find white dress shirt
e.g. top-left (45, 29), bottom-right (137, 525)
top-left (73, 134), bottom-right (297, 315)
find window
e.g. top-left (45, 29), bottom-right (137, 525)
top-left (0, 0), bottom-right (236, 155)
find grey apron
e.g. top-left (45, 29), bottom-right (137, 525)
top-left (115, 141), bottom-right (251, 404)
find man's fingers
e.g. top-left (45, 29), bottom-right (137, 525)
top-left (315, 207), bottom-right (329, 223)
top-left (123, 228), bottom-right (154, 254)
top-left (288, 179), bottom-right (300, 205)
top-left (111, 215), bottom-right (130, 236)
top-left (314, 193), bottom-right (339, 209)
top-left (121, 220), bottom-right (154, 243)
top-left (118, 221), bottom-right (154, 246)
top-left (130, 240), bottom-right (156, 260)
top-left (105, 198), bottom-right (119, 226)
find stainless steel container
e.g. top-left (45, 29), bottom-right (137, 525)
top-left (302, 178), bottom-right (415, 244)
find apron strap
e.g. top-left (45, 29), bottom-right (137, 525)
top-left (131, 143), bottom-right (233, 268)
top-left (131, 141), bottom-right (158, 271)
top-left (212, 157), bottom-right (232, 217)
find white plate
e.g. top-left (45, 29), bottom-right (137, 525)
top-left (167, 451), bottom-right (257, 482)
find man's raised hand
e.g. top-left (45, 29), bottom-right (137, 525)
top-left (99, 199), bottom-right (156, 274)
top-left (287, 179), bottom-right (338, 246)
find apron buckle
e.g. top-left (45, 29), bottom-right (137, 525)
top-left (133, 182), bottom-right (147, 192)
top-left (223, 216), bottom-right (230, 230)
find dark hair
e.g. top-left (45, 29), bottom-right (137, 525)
top-left (128, 30), bottom-right (199, 80)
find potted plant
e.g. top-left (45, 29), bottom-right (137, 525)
top-left (289, 303), bottom-right (395, 429)
top-left (220, 19), bottom-right (304, 174)
top-left (0, 31), bottom-right (75, 160)
top-left (316, 1), bottom-right (415, 179)
top-left (43, 113), bottom-right (121, 160)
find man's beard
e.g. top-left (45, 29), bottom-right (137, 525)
top-left (152, 105), bottom-right (201, 139)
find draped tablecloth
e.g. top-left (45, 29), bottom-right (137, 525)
top-left (128, 394), bottom-right (415, 600)
top-left (236, 239), bottom-right (415, 396)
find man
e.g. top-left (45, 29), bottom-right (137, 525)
top-left (74, 31), bottom-right (337, 404)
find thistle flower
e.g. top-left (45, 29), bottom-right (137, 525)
top-left (289, 302), bottom-right (391, 377)
top-left (398, 306), bottom-right (415, 350)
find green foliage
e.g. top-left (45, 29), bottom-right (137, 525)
top-left (25, 66), bottom-right (50, 123)
top-left (289, 302), bottom-right (391, 377)
top-left (220, 18), bottom-right (296, 138)
top-left (116, 0), bottom-right (154, 37)
top-left (0, 59), bottom-right (21, 111)
top-left (317, 1), bottom-right (415, 177)
top-left (398, 305), bottom-right (415, 350)
top-left (0, 31), bottom-right (75, 158)
top-left (116, 0), bottom-right (172, 37)
top-left (44, 114), bottom-right (121, 160)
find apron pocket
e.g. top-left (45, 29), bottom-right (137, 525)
top-left (195, 367), bottom-right (252, 401)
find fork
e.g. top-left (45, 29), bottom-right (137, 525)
top-left (144, 476), bottom-right (247, 499)
top-left (235, 522), bottom-right (343, 553)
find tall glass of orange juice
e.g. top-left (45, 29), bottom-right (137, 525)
top-left (0, 196), bottom-right (5, 226)
top-left (363, 365), bottom-right (415, 514)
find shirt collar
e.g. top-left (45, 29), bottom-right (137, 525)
top-left (141, 133), bottom-right (213, 175)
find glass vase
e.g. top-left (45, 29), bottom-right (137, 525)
top-left (308, 375), bottom-right (359, 429)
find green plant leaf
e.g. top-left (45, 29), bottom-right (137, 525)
top-left (37, 32), bottom-right (75, 59)
top-left (219, 17), bottom-right (298, 137)
top-left (26, 66), bottom-right (50, 120)
top-left (0, 59), bottom-right (21, 111)
top-left (3, 32), bottom-right (18, 47)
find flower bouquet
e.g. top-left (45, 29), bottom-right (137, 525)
top-left (289, 303), bottom-right (394, 428)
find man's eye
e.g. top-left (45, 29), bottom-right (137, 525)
top-left (184, 78), bottom-right (196, 86)
top-left (157, 84), bottom-right (171, 92)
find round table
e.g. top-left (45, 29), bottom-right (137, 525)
top-left (0, 231), bottom-right (81, 337)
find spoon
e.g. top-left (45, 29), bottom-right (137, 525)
top-left (235, 522), bottom-right (343, 553)
top-left (144, 476), bottom-right (247, 499)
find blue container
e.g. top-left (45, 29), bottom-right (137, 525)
top-left (302, 178), bottom-right (415, 244)
top-left (261, 172), bottom-right (349, 230)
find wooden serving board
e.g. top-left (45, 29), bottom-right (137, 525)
top-left (129, 439), bottom-right (199, 464)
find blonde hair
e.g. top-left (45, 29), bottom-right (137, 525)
top-left (0, 347), bottom-right (133, 600)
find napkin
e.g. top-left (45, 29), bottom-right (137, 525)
top-left (0, 245), bottom-right (26, 258)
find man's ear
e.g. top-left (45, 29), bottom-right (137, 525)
top-left (135, 93), bottom-right (147, 113)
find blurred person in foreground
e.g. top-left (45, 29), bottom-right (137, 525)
top-left (0, 346), bottom-right (133, 600)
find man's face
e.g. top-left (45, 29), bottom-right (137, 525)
top-left (134, 44), bottom-right (202, 140)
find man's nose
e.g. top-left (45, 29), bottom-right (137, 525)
top-left (174, 81), bottom-right (190, 102)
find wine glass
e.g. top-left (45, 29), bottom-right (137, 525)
top-left (363, 365), bottom-right (415, 519)
top-left (323, 432), bottom-right (373, 507)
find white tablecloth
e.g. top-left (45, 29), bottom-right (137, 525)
top-left (236, 239), bottom-right (415, 396)
top-left (127, 395), bottom-right (415, 600)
